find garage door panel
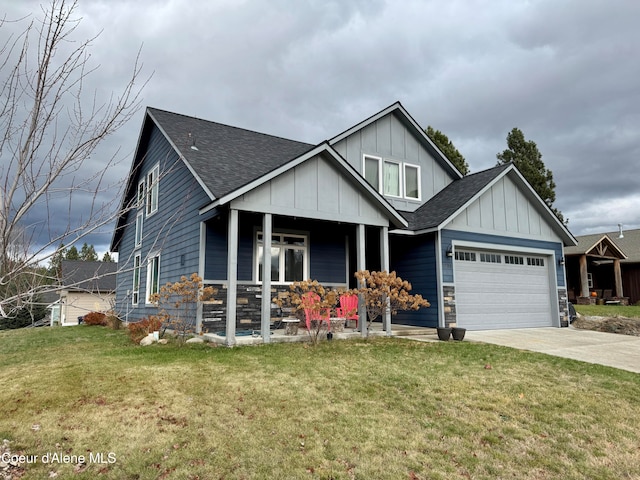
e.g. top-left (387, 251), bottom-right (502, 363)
top-left (455, 250), bottom-right (553, 330)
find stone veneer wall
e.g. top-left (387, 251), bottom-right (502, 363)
top-left (558, 289), bottom-right (569, 327)
top-left (201, 284), bottom-right (293, 333)
top-left (442, 285), bottom-right (456, 327)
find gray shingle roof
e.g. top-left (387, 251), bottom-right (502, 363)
top-left (567, 229), bottom-right (640, 263)
top-left (147, 108), bottom-right (314, 199)
top-left (60, 261), bottom-right (118, 292)
top-left (399, 164), bottom-right (511, 230)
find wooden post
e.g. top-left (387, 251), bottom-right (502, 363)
top-left (261, 213), bottom-right (272, 343)
top-left (579, 254), bottom-right (589, 298)
top-left (380, 226), bottom-right (391, 336)
top-left (226, 209), bottom-right (238, 346)
top-left (614, 258), bottom-right (624, 298)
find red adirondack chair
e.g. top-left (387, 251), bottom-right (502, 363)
top-left (336, 294), bottom-right (359, 328)
top-left (301, 292), bottom-right (331, 332)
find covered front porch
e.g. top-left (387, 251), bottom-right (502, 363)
top-left (565, 234), bottom-right (628, 305)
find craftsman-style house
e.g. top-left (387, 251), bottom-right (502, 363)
top-left (111, 102), bottom-right (576, 344)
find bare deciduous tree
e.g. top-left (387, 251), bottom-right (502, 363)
top-left (0, 0), bottom-right (147, 318)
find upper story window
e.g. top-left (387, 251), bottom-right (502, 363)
top-left (363, 155), bottom-right (381, 192)
top-left (383, 160), bottom-right (401, 197)
top-left (146, 163), bottom-right (159, 216)
top-left (256, 232), bottom-right (308, 283)
top-left (404, 164), bottom-right (421, 200)
top-left (363, 154), bottom-right (421, 201)
top-left (137, 180), bottom-right (145, 209)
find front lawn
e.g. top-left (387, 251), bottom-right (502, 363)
top-left (574, 303), bottom-right (640, 318)
top-left (1, 326), bottom-right (639, 479)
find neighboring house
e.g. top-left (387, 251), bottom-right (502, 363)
top-left (58, 260), bottom-right (117, 325)
top-left (111, 101), bottom-right (576, 343)
top-left (565, 228), bottom-right (640, 305)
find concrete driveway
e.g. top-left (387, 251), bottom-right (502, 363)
top-left (464, 327), bottom-right (640, 374)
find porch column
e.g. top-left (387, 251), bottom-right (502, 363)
top-left (261, 213), bottom-right (272, 343)
top-left (196, 221), bottom-right (206, 334)
top-left (356, 224), bottom-right (367, 337)
top-left (614, 258), bottom-right (624, 298)
top-left (380, 226), bottom-right (391, 336)
top-left (226, 209), bottom-right (239, 346)
top-left (579, 254), bottom-right (589, 298)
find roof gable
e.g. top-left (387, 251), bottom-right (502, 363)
top-left (399, 163), bottom-right (576, 246)
top-left (329, 101), bottom-right (464, 181)
top-left (565, 233), bottom-right (627, 259)
top-left (204, 143), bottom-right (408, 228)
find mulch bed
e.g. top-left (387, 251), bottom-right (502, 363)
top-left (572, 316), bottom-right (640, 336)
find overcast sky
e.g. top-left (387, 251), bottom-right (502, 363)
top-left (3, 0), bottom-right (640, 256)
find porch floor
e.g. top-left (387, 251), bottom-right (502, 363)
top-left (202, 323), bottom-right (438, 346)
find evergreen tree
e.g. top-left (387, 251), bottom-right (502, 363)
top-left (102, 252), bottom-right (115, 263)
top-left (79, 243), bottom-right (98, 261)
top-left (496, 128), bottom-right (565, 224)
top-left (48, 244), bottom-right (66, 279)
top-left (426, 126), bottom-right (469, 175)
top-left (65, 246), bottom-right (80, 260)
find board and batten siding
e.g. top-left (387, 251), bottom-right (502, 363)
top-left (231, 153), bottom-right (389, 227)
top-left (331, 111), bottom-right (454, 212)
top-left (448, 175), bottom-right (561, 241)
top-left (115, 124), bottom-right (211, 322)
top-left (389, 233), bottom-right (438, 327)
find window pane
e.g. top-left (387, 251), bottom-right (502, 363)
top-left (258, 246), bottom-right (280, 282)
top-left (364, 157), bottom-right (379, 190)
top-left (383, 161), bottom-right (400, 196)
top-left (405, 165), bottom-right (419, 199)
top-left (283, 236), bottom-right (304, 246)
top-left (284, 248), bottom-right (304, 282)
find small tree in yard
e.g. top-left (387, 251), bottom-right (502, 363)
top-left (353, 270), bottom-right (430, 337)
top-left (273, 279), bottom-right (341, 345)
top-left (150, 273), bottom-right (215, 345)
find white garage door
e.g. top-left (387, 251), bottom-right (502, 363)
top-left (455, 250), bottom-right (553, 330)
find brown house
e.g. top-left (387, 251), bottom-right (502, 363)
top-left (565, 228), bottom-right (640, 305)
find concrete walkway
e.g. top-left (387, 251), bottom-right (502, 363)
top-left (464, 327), bottom-right (640, 374)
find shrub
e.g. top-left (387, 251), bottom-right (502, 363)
top-left (128, 316), bottom-right (163, 344)
top-left (83, 311), bottom-right (107, 326)
top-left (105, 313), bottom-right (122, 330)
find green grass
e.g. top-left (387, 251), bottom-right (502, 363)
top-left (574, 304), bottom-right (640, 318)
top-left (1, 326), bottom-right (640, 479)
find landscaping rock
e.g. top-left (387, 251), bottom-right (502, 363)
top-left (140, 334), bottom-right (155, 346)
top-left (158, 339), bottom-right (169, 345)
top-left (185, 337), bottom-right (204, 344)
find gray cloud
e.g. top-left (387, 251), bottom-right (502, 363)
top-left (1, 0), bottom-right (639, 255)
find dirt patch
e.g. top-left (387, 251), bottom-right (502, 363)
top-left (572, 315), bottom-right (640, 336)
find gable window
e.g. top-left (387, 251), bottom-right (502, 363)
top-left (256, 233), bottom-right (307, 283)
top-left (383, 160), bottom-right (401, 197)
top-left (363, 155), bottom-right (381, 191)
top-left (135, 213), bottom-right (143, 248)
top-left (132, 254), bottom-right (141, 306)
top-left (146, 164), bottom-right (159, 216)
top-left (146, 253), bottom-right (160, 304)
top-left (404, 164), bottom-right (421, 200)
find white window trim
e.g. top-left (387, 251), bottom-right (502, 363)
top-left (146, 163), bottom-right (159, 217)
top-left (255, 232), bottom-right (308, 284)
top-left (132, 253), bottom-right (141, 306)
top-left (145, 253), bottom-right (161, 304)
top-left (135, 213), bottom-right (143, 248)
top-left (383, 159), bottom-right (402, 198)
top-left (362, 154), bottom-right (382, 192)
top-left (403, 163), bottom-right (421, 201)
